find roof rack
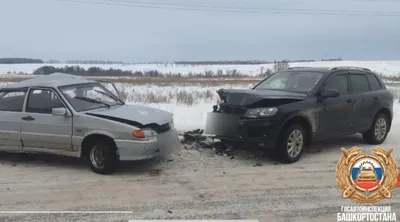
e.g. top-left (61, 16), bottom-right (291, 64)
top-left (329, 66), bottom-right (371, 71)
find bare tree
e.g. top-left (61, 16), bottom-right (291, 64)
top-left (273, 60), bottom-right (290, 72)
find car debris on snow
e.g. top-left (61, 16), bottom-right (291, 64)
top-left (149, 169), bottom-right (162, 176)
top-left (179, 129), bottom-right (269, 161)
top-left (253, 162), bottom-right (263, 167)
top-left (180, 129), bottom-right (237, 157)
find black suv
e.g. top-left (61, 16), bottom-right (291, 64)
top-left (205, 66), bottom-right (394, 163)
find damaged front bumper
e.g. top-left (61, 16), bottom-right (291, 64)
top-left (204, 111), bottom-right (281, 148)
top-left (116, 129), bottom-right (181, 161)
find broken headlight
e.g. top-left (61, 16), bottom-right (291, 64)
top-left (132, 129), bottom-right (157, 139)
top-left (244, 107), bottom-right (278, 118)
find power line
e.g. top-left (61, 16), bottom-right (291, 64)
top-left (360, 0), bottom-right (400, 2)
top-left (108, 0), bottom-right (400, 14)
top-left (57, 0), bottom-right (400, 16)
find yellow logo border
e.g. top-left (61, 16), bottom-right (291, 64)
top-left (336, 146), bottom-right (398, 203)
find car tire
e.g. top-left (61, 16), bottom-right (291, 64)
top-left (362, 112), bottom-right (389, 145)
top-left (276, 124), bottom-right (306, 163)
top-left (86, 138), bottom-right (118, 175)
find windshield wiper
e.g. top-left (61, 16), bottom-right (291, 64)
top-left (94, 89), bottom-right (123, 104)
top-left (74, 96), bottom-right (110, 108)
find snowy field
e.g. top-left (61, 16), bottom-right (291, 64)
top-left (1, 60), bottom-right (400, 77)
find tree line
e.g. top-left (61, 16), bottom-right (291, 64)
top-left (32, 60), bottom-right (290, 77)
top-left (0, 58), bottom-right (43, 64)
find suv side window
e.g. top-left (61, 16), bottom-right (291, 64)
top-left (323, 74), bottom-right (349, 94)
top-left (349, 74), bottom-right (370, 93)
top-left (26, 89), bottom-right (65, 114)
top-left (366, 74), bottom-right (381, 91)
top-left (0, 90), bottom-right (27, 112)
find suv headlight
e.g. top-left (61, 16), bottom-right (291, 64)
top-left (244, 107), bottom-right (278, 118)
top-left (132, 129), bottom-right (157, 139)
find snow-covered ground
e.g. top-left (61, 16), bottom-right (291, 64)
top-left (118, 83), bottom-right (251, 103)
top-left (1, 60), bottom-right (400, 76)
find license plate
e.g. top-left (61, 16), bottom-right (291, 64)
top-left (204, 112), bottom-right (240, 137)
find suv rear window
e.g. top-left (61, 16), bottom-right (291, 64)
top-left (366, 74), bottom-right (381, 91)
top-left (349, 74), bottom-right (370, 93)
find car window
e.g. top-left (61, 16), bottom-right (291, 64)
top-left (97, 81), bottom-right (120, 99)
top-left (254, 71), bottom-right (324, 92)
top-left (366, 74), bottom-right (381, 91)
top-left (0, 90), bottom-right (27, 112)
top-left (323, 74), bottom-right (349, 94)
top-left (59, 83), bottom-right (122, 112)
top-left (349, 74), bottom-right (370, 93)
top-left (26, 89), bottom-right (65, 114)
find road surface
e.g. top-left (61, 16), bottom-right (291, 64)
top-left (1, 132), bottom-right (400, 222)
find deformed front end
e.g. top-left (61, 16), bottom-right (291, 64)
top-left (205, 88), bottom-right (305, 147)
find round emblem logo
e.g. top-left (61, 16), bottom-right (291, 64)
top-left (349, 155), bottom-right (384, 192)
top-left (336, 146), bottom-right (398, 203)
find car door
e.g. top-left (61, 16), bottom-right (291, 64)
top-left (318, 72), bottom-right (356, 137)
top-left (348, 72), bottom-right (374, 131)
top-left (20, 87), bottom-right (73, 151)
top-left (0, 88), bottom-right (28, 151)
top-left (365, 73), bottom-right (385, 126)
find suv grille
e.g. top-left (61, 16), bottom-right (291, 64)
top-left (219, 103), bottom-right (247, 115)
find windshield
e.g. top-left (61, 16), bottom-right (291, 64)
top-left (97, 81), bottom-right (120, 99)
top-left (59, 83), bottom-right (123, 112)
top-left (254, 71), bottom-right (325, 92)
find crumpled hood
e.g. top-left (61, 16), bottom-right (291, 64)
top-left (86, 104), bottom-right (173, 126)
top-left (217, 88), bottom-right (307, 106)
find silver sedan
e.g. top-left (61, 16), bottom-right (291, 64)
top-left (0, 73), bottom-right (181, 174)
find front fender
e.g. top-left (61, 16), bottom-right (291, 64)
top-left (280, 109), bottom-right (318, 134)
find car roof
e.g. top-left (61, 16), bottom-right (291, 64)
top-left (0, 73), bottom-right (95, 90)
top-left (284, 66), bottom-right (374, 74)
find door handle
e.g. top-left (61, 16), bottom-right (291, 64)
top-left (22, 116), bottom-right (35, 121)
top-left (373, 96), bottom-right (379, 100)
top-left (346, 98), bottom-right (353, 103)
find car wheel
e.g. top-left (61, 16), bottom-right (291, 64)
top-left (86, 139), bottom-right (118, 175)
top-left (362, 112), bottom-right (389, 144)
top-left (277, 124), bottom-right (306, 163)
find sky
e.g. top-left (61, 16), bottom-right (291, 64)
top-left (0, 0), bottom-right (400, 62)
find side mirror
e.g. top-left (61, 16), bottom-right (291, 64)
top-left (52, 107), bottom-right (68, 116)
top-left (321, 89), bottom-right (340, 98)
